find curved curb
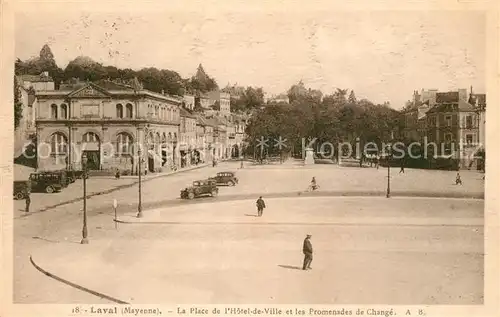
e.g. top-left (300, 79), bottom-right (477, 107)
top-left (114, 218), bottom-right (482, 227)
top-left (95, 190), bottom-right (484, 220)
top-left (30, 255), bottom-right (129, 304)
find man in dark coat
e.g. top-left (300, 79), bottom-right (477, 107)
top-left (302, 234), bottom-right (313, 270)
top-left (25, 189), bottom-right (31, 213)
top-left (256, 196), bottom-right (266, 217)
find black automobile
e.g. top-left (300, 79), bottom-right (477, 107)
top-left (181, 180), bottom-right (219, 199)
top-left (62, 170), bottom-right (85, 184)
top-left (13, 180), bottom-right (30, 200)
top-left (29, 171), bottom-right (67, 193)
top-left (208, 171), bottom-right (239, 186)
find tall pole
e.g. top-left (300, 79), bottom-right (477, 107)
top-left (240, 144), bottom-right (244, 168)
top-left (386, 146), bottom-right (391, 198)
top-left (81, 153), bottom-right (89, 244)
top-left (137, 148), bottom-right (143, 218)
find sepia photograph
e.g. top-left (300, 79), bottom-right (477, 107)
top-left (1, 1), bottom-right (499, 316)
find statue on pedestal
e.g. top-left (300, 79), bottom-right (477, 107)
top-left (304, 147), bottom-right (315, 165)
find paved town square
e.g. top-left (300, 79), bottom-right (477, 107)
top-left (9, 7), bottom-right (494, 316)
top-left (14, 162), bottom-right (484, 304)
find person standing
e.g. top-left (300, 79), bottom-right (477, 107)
top-left (25, 188), bottom-right (31, 213)
top-left (256, 196), bottom-right (266, 217)
top-left (302, 234), bottom-right (313, 270)
top-left (456, 172), bottom-right (463, 185)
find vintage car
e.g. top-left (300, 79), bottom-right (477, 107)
top-left (29, 171), bottom-right (68, 193)
top-left (13, 180), bottom-right (31, 200)
top-left (181, 180), bottom-right (219, 199)
top-left (209, 171), bottom-right (239, 186)
top-left (62, 170), bottom-right (85, 184)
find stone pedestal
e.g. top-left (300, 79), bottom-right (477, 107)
top-left (304, 148), bottom-right (315, 165)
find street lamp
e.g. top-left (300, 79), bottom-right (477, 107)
top-left (240, 143), bottom-right (245, 168)
top-left (386, 145), bottom-right (391, 198)
top-left (81, 153), bottom-right (89, 244)
top-left (137, 148), bottom-right (143, 218)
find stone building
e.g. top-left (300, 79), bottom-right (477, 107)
top-left (195, 115), bottom-right (215, 163)
top-left (15, 72), bottom-right (54, 157)
top-left (425, 91), bottom-right (479, 166)
top-left (179, 107), bottom-right (198, 167)
top-left (205, 91), bottom-right (231, 115)
top-left (35, 79), bottom-right (182, 174)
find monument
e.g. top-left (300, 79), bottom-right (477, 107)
top-left (304, 147), bottom-right (315, 165)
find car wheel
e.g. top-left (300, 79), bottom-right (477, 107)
top-left (15, 192), bottom-right (24, 200)
top-left (211, 189), bottom-right (218, 197)
top-left (228, 181), bottom-right (235, 186)
top-left (188, 192), bottom-right (195, 200)
top-left (45, 185), bottom-right (55, 194)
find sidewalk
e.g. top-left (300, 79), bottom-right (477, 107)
top-left (13, 164), bottom-right (208, 217)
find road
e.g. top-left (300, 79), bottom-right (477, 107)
top-left (13, 161), bottom-right (484, 304)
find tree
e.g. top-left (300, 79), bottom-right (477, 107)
top-left (348, 90), bottom-right (357, 104)
top-left (188, 64), bottom-right (218, 93)
top-left (39, 44), bottom-right (55, 61)
top-left (14, 77), bottom-right (23, 130)
top-left (287, 81), bottom-right (307, 103)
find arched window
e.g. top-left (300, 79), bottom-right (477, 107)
top-left (162, 133), bottom-right (167, 144)
top-left (173, 132), bottom-right (177, 140)
top-left (155, 106), bottom-right (159, 118)
top-left (125, 103), bottom-right (133, 118)
top-left (116, 104), bottom-right (123, 118)
top-left (50, 132), bottom-right (67, 155)
top-left (82, 132), bottom-right (99, 143)
top-left (60, 104), bottom-right (68, 119)
top-left (51, 104), bottom-right (58, 119)
top-left (116, 132), bottom-right (133, 155)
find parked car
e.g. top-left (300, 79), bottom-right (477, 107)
top-left (62, 170), bottom-right (85, 184)
top-left (13, 180), bottom-right (30, 200)
top-left (181, 180), bottom-right (219, 199)
top-left (29, 171), bottom-right (68, 193)
top-left (209, 172), bottom-right (239, 186)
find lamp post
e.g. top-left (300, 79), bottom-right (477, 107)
top-left (137, 148), bottom-right (143, 218)
top-left (240, 143), bottom-right (244, 169)
top-left (81, 153), bottom-right (89, 244)
top-left (386, 145), bottom-right (391, 198)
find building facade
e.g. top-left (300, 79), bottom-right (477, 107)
top-left (179, 107), bottom-right (198, 167)
top-left (205, 91), bottom-right (231, 115)
top-left (35, 80), bottom-right (182, 174)
top-left (15, 73), bottom-right (53, 157)
top-left (425, 92), bottom-right (479, 165)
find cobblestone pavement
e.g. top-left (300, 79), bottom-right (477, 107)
top-left (12, 162), bottom-right (485, 304)
top-left (30, 197), bottom-right (483, 304)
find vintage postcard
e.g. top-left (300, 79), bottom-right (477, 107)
top-left (1, 1), bottom-right (498, 317)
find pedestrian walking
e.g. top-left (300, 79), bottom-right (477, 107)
top-left (399, 160), bottom-right (405, 174)
top-left (256, 196), bottom-right (266, 217)
top-left (456, 172), bottom-right (463, 185)
top-left (302, 234), bottom-right (313, 270)
top-left (25, 190), bottom-right (31, 213)
top-left (376, 155), bottom-right (380, 170)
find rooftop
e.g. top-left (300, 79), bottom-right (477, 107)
top-left (17, 73), bottom-right (54, 83)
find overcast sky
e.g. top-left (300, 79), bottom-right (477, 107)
top-left (14, 6), bottom-right (486, 108)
